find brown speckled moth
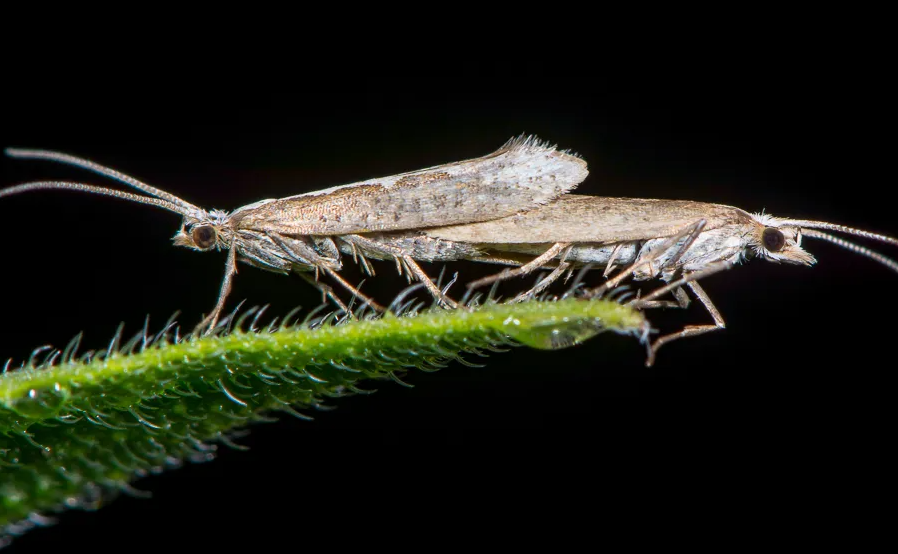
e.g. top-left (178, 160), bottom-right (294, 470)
top-left (1, 136), bottom-right (588, 331)
top-left (370, 194), bottom-right (898, 365)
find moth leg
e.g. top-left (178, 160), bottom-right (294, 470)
top-left (631, 261), bottom-right (730, 309)
top-left (341, 235), bottom-right (458, 309)
top-left (628, 261), bottom-right (732, 367)
top-left (347, 240), bottom-right (376, 277)
top-left (319, 265), bottom-right (385, 312)
top-left (631, 285), bottom-right (690, 310)
top-left (672, 286), bottom-right (691, 308)
top-left (195, 244), bottom-right (238, 334)
top-left (266, 232), bottom-right (384, 312)
top-left (467, 242), bottom-right (572, 291)
top-left (512, 260), bottom-right (572, 303)
top-left (357, 250), bottom-right (376, 277)
top-left (397, 257), bottom-right (415, 284)
top-left (633, 299), bottom-right (681, 309)
top-left (563, 266), bottom-right (575, 284)
top-left (644, 281), bottom-right (725, 367)
top-left (297, 272), bottom-right (350, 314)
top-left (402, 255), bottom-right (459, 308)
top-left (584, 219), bottom-right (708, 299)
top-left (603, 243), bottom-right (625, 277)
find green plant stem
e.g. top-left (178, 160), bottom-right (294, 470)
top-left (0, 298), bottom-right (644, 530)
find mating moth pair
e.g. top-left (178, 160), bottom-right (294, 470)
top-left (2, 136), bottom-right (896, 365)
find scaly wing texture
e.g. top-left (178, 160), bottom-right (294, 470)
top-left (230, 136), bottom-right (588, 235)
top-left (423, 195), bottom-right (754, 244)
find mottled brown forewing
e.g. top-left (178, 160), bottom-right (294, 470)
top-left (230, 137), bottom-right (588, 235)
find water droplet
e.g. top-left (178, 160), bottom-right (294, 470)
top-left (503, 315), bottom-right (606, 350)
top-left (9, 385), bottom-right (71, 419)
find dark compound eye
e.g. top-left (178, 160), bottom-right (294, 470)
top-left (762, 228), bottom-right (786, 252)
top-left (192, 225), bottom-right (217, 249)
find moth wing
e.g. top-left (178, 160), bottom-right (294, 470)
top-left (423, 195), bottom-right (753, 244)
top-left (231, 136), bottom-right (588, 235)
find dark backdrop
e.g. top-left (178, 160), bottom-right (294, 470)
top-left (2, 86), bottom-right (893, 549)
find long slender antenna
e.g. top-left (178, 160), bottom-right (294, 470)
top-left (803, 229), bottom-right (898, 274)
top-left (0, 181), bottom-right (193, 216)
top-left (5, 148), bottom-right (201, 212)
top-left (784, 219), bottom-right (898, 248)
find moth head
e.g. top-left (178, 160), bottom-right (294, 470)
top-left (173, 210), bottom-right (232, 252)
top-left (748, 215), bottom-right (816, 266)
top-left (750, 212), bottom-right (898, 274)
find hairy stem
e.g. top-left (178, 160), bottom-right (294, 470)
top-left (0, 298), bottom-right (645, 537)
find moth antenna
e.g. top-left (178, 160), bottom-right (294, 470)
top-left (5, 148), bottom-right (201, 212)
top-left (802, 229), bottom-right (898, 274)
top-left (0, 181), bottom-right (195, 217)
top-left (784, 220), bottom-right (898, 248)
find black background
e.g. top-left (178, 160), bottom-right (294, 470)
top-left (2, 77), bottom-right (893, 548)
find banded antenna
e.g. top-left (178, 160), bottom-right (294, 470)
top-left (2, 148), bottom-right (202, 217)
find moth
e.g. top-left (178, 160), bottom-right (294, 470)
top-left (361, 194), bottom-right (898, 365)
top-left (0, 136), bottom-right (588, 330)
